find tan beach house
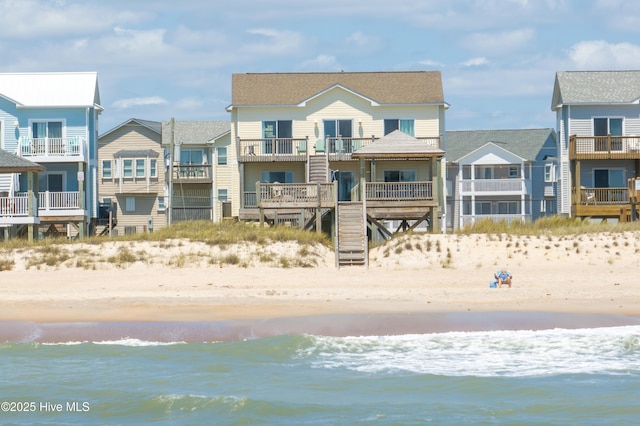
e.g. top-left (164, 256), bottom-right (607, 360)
top-left (162, 120), bottom-right (232, 223)
top-left (227, 71), bottom-right (447, 265)
top-left (98, 118), bottom-right (164, 235)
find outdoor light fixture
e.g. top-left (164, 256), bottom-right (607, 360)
top-left (14, 121), bottom-right (19, 128)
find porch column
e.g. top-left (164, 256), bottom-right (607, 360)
top-left (27, 171), bottom-right (37, 242)
top-left (78, 162), bottom-right (86, 238)
top-left (521, 161), bottom-right (527, 222)
top-left (574, 161), bottom-right (581, 210)
top-left (359, 158), bottom-right (366, 201)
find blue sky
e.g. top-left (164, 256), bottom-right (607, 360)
top-left (2, 0), bottom-right (640, 134)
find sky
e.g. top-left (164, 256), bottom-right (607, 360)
top-left (2, 0), bottom-right (640, 134)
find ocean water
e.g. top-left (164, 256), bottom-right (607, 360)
top-left (1, 320), bottom-right (639, 425)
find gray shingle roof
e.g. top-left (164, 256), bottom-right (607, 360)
top-left (552, 70), bottom-right (640, 108)
top-left (445, 129), bottom-right (556, 162)
top-left (0, 149), bottom-right (45, 172)
top-left (229, 71), bottom-right (445, 107)
top-left (161, 120), bottom-right (231, 145)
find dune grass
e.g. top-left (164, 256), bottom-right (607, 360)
top-left (456, 216), bottom-right (640, 236)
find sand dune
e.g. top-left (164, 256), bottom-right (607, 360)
top-left (1, 232), bottom-right (639, 323)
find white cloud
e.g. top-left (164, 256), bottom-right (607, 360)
top-left (463, 28), bottom-right (536, 56)
top-left (112, 96), bottom-right (168, 109)
top-left (299, 54), bottom-right (341, 71)
top-left (243, 28), bottom-right (305, 56)
top-left (419, 59), bottom-right (446, 68)
top-left (0, 0), bottom-right (145, 39)
top-left (569, 40), bottom-right (640, 69)
top-left (460, 57), bottom-right (488, 67)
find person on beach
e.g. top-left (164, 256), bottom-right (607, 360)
top-left (495, 268), bottom-right (512, 288)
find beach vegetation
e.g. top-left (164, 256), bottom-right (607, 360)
top-left (457, 216), bottom-right (640, 236)
top-left (0, 257), bottom-right (14, 271)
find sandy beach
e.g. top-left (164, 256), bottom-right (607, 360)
top-left (1, 231), bottom-right (639, 330)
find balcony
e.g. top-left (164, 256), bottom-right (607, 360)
top-left (0, 191), bottom-right (82, 224)
top-left (238, 136), bottom-right (442, 162)
top-left (459, 178), bottom-right (530, 195)
top-left (573, 187), bottom-right (630, 218)
top-left (569, 135), bottom-right (640, 160)
top-left (172, 164), bottom-right (212, 183)
top-left (18, 136), bottom-right (85, 162)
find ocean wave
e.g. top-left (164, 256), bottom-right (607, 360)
top-left (299, 326), bottom-right (640, 377)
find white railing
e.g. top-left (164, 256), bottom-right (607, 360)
top-left (460, 178), bottom-right (526, 193)
top-left (19, 136), bottom-right (83, 158)
top-left (0, 195), bottom-right (30, 217)
top-left (39, 191), bottom-right (80, 210)
top-left (13, 191), bottom-right (80, 211)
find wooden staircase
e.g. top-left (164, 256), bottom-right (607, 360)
top-left (336, 201), bottom-right (368, 267)
top-left (308, 155), bottom-right (328, 183)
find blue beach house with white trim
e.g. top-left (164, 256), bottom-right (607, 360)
top-left (0, 72), bottom-right (102, 239)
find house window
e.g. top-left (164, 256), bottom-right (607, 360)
top-left (509, 166), bottom-right (519, 178)
top-left (150, 159), bottom-right (158, 178)
top-left (263, 120), bottom-right (293, 154)
top-left (158, 196), bottom-right (165, 211)
top-left (135, 159), bottom-right (145, 178)
top-left (261, 171), bottom-right (293, 183)
top-left (102, 160), bottom-right (112, 178)
top-left (477, 166), bottom-right (492, 179)
top-left (31, 121), bottom-right (63, 141)
top-left (594, 117), bottom-right (623, 151)
top-left (123, 159), bottom-right (133, 178)
top-left (594, 169), bottom-right (625, 188)
top-left (217, 147), bottom-right (227, 165)
top-left (475, 201), bottom-right (491, 215)
top-left (180, 149), bottom-right (204, 164)
top-left (497, 201), bottom-right (519, 214)
top-left (38, 173), bottom-right (63, 192)
top-left (544, 164), bottom-right (554, 183)
top-left (125, 197), bottom-right (135, 212)
top-left (218, 189), bottom-right (228, 202)
top-left (384, 119), bottom-right (415, 136)
top-left (323, 120), bottom-right (352, 153)
top-left (383, 170), bottom-right (416, 182)
top-left (594, 117), bottom-right (622, 137)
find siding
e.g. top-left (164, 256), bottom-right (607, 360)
top-left (98, 122), bottom-right (165, 234)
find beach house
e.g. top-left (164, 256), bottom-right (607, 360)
top-left (0, 72), bottom-right (102, 239)
top-left (227, 71), bottom-right (447, 265)
top-left (551, 70), bottom-right (640, 221)
top-left (445, 129), bottom-right (558, 230)
top-left (98, 118), bottom-right (165, 236)
top-left (162, 120), bottom-right (232, 223)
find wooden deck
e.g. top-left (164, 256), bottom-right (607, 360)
top-left (569, 135), bottom-right (640, 160)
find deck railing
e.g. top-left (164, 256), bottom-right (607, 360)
top-left (365, 182), bottom-right (433, 201)
top-left (238, 135), bottom-right (442, 161)
top-left (172, 164), bottom-right (212, 180)
top-left (39, 191), bottom-right (80, 210)
top-left (577, 187), bottom-right (628, 205)
top-left (19, 136), bottom-right (83, 158)
top-left (0, 195), bottom-right (30, 217)
top-left (257, 183), bottom-right (336, 206)
top-left (569, 135), bottom-right (640, 159)
top-left (460, 178), bottom-right (527, 193)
